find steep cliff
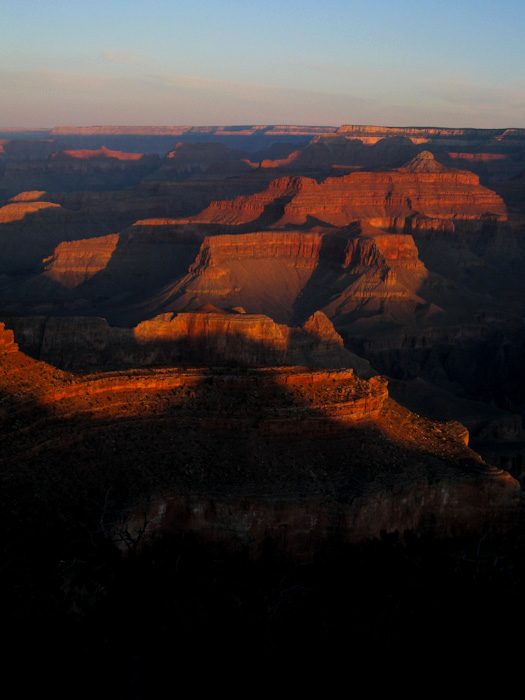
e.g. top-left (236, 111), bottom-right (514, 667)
top-left (0, 197), bottom-right (110, 275)
top-left (42, 234), bottom-right (120, 288)
top-left (279, 152), bottom-right (506, 228)
top-left (0, 147), bottom-right (160, 195)
top-left (0, 339), bottom-right (519, 565)
top-left (0, 322), bottom-right (17, 354)
top-left (157, 226), bottom-right (428, 326)
top-left (176, 175), bottom-right (317, 227)
top-left (6, 309), bottom-right (369, 372)
top-left (177, 153), bottom-right (506, 232)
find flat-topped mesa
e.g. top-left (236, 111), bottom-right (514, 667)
top-left (163, 227), bottom-right (427, 326)
top-left (50, 126), bottom-right (192, 136)
top-left (189, 231), bottom-right (326, 272)
top-left (190, 227), bottom-right (423, 274)
top-left (49, 125), bottom-right (336, 137)
top-left (0, 323), bottom-right (17, 354)
top-left (336, 125), bottom-right (509, 139)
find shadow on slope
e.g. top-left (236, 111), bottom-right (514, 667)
top-left (0, 341), bottom-right (522, 687)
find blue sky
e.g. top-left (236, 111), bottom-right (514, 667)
top-left (1, 0), bottom-right (524, 127)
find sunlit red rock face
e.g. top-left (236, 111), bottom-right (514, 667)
top-left (177, 175), bottom-right (315, 227)
top-left (6, 309), bottom-right (369, 372)
top-left (157, 226), bottom-right (428, 326)
top-left (0, 147), bottom-right (160, 195)
top-left (0, 337), bottom-right (520, 559)
top-left (0, 322), bottom-right (17, 353)
top-left (0, 124), bottom-right (524, 479)
top-left (42, 234), bottom-right (120, 288)
top-left (60, 146), bottom-right (144, 160)
top-left (179, 153), bottom-right (506, 231)
top-left (0, 200), bottom-right (60, 223)
top-left (0, 195), bottom-right (109, 275)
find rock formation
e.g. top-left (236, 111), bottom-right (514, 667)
top-left (1, 122), bottom-right (525, 515)
top-left (5, 308), bottom-right (369, 372)
top-left (0, 147), bottom-right (160, 196)
top-left (0, 335), bottom-right (519, 563)
top-left (0, 322), bottom-right (17, 353)
top-left (155, 226), bottom-right (428, 327)
top-left (42, 234), bottom-right (120, 288)
top-left (177, 154), bottom-right (506, 231)
top-left (0, 194), bottom-right (110, 275)
top-left (4, 123), bottom-right (525, 678)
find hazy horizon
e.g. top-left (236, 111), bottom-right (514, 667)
top-left (2, 0), bottom-right (524, 129)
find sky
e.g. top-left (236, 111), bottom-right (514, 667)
top-left (1, 0), bottom-right (525, 128)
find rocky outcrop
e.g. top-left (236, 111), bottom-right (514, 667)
top-left (0, 323), bottom-right (521, 586)
top-left (178, 154), bottom-right (506, 232)
top-left (5, 309), bottom-right (369, 372)
top-left (155, 142), bottom-right (251, 181)
top-left (60, 146), bottom-right (145, 160)
top-left (0, 148), bottom-right (160, 194)
top-left (280, 152), bottom-right (506, 228)
top-left (0, 200), bottom-right (60, 223)
top-left (42, 234), bottom-right (120, 288)
top-left (177, 175), bottom-right (317, 227)
top-left (9, 190), bottom-right (47, 202)
top-left (159, 226), bottom-right (428, 325)
top-left (0, 199), bottom-right (110, 275)
top-left (0, 322), bottom-right (17, 353)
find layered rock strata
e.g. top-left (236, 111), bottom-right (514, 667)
top-left (178, 153), bottom-right (506, 231)
top-left (0, 340), bottom-right (519, 561)
top-left (5, 309), bottom-right (369, 372)
top-left (160, 227), bottom-right (428, 325)
top-left (0, 322), bottom-right (17, 353)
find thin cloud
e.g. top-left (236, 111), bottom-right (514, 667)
top-left (99, 49), bottom-right (146, 67)
top-left (1, 68), bottom-right (522, 129)
top-left (147, 71), bottom-right (373, 102)
top-left (427, 79), bottom-right (525, 114)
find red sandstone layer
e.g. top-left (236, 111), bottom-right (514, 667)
top-left (447, 153), bottom-right (507, 162)
top-left (9, 190), bottom-right (47, 202)
top-left (0, 337), bottom-right (519, 553)
top-left (60, 146), bottom-right (144, 160)
top-left (42, 233), bottom-right (120, 288)
top-left (0, 322), bottom-right (17, 353)
top-left (0, 201), bottom-right (61, 223)
top-left (6, 309), bottom-right (368, 372)
top-left (178, 153), bottom-right (505, 231)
